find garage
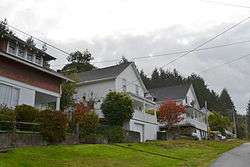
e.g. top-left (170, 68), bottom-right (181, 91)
top-left (134, 123), bottom-right (144, 142)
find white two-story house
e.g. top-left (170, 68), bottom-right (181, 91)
top-left (75, 62), bottom-right (158, 142)
top-left (149, 84), bottom-right (208, 140)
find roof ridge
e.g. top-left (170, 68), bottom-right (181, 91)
top-left (77, 62), bottom-right (132, 75)
top-left (149, 83), bottom-right (190, 90)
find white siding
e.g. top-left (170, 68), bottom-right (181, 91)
top-left (182, 86), bottom-right (200, 109)
top-left (75, 80), bottom-right (116, 116)
top-left (116, 64), bottom-right (145, 97)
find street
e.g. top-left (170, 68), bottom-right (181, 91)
top-left (211, 143), bottom-right (250, 167)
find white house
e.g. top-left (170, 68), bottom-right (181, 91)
top-left (75, 62), bottom-right (158, 142)
top-left (0, 34), bottom-right (71, 110)
top-left (149, 84), bottom-right (208, 140)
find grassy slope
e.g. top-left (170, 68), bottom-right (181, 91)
top-left (0, 140), bottom-right (245, 167)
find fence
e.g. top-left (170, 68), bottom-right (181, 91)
top-left (0, 121), bottom-right (44, 149)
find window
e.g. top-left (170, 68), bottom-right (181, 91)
top-left (27, 52), bottom-right (33, 62)
top-left (35, 55), bottom-right (42, 65)
top-left (0, 84), bottom-right (19, 107)
top-left (18, 46), bottom-right (25, 58)
top-left (8, 41), bottom-right (17, 55)
top-left (122, 79), bottom-right (127, 92)
top-left (135, 85), bottom-right (139, 95)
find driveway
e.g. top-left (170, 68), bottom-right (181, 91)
top-left (210, 143), bottom-right (250, 167)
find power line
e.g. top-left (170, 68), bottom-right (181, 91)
top-left (199, 52), bottom-right (250, 73)
top-left (161, 16), bottom-right (250, 68)
top-left (8, 24), bottom-right (72, 56)
top-left (51, 39), bottom-right (250, 67)
top-left (199, 0), bottom-right (250, 9)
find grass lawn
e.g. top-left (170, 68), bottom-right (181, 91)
top-left (0, 139), bottom-right (245, 167)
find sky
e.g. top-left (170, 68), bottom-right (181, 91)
top-left (1, 0), bottom-right (250, 113)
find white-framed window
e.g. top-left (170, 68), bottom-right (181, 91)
top-left (7, 41), bottom-right (17, 55)
top-left (27, 51), bottom-right (33, 62)
top-left (18, 46), bottom-right (25, 58)
top-left (122, 79), bottom-right (127, 92)
top-left (0, 84), bottom-right (20, 107)
top-left (135, 84), bottom-right (139, 95)
top-left (35, 55), bottom-right (42, 65)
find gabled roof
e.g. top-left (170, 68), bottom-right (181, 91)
top-left (149, 84), bottom-right (191, 102)
top-left (77, 62), bottom-right (132, 84)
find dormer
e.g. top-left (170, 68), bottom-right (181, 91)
top-left (0, 35), bottom-right (55, 68)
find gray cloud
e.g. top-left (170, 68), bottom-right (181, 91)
top-left (49, 22), bottom-right (250, 114)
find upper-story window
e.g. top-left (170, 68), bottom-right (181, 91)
top-left (122, 79), bottom-right (127, 92)
top-left (27, 51), bottom-right (33, 62)
top-left (8, 41), bottom-right (17, 55)
top-left (135, 85), bottom-right (139, 96)
top-left (35, 55), bottom-right (42, 65)
top-left (18, 46), bottom-right (25, 58)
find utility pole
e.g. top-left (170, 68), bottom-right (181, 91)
top-left (232, 110), bottom-right (237, 138)
top-left (245, 115), bottom-right (248, 139)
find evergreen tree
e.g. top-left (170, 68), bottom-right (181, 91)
top-left (246, 100), bottom-right (250, 139)
top-left (140, 70), bottom-right (151, 89)
top-left (219, 89), bottom-right (235, 117)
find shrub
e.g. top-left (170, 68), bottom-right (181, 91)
top-left (77, 111), bottom-right (99, 137)
top-left (98, 126), bottom-right (125, 143)
top-left (74, 102), bottom-right (99, 137)
top-left (15, 104), bottom-right (39, 122)
top-left (39, 110), bottom-right (68, 143)
top-left (0, 105), bottom-right (15, 131)
top-left (101, 92), bottom-right (134, 126)
top-left (0, 105), bottom-right (15, 121)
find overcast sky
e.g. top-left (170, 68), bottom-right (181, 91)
top-left (1, 0), bottom-right (250, 113)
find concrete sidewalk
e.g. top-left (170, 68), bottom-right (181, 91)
top-left (210, 143), bottom-right (250, 167)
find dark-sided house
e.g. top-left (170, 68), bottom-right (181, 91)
top-left (0, 34), bottom-right (71, 110)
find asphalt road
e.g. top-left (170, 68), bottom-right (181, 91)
top-left (210, 143), bottom-right (250, 167)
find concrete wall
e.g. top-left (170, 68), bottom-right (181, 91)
top-left (0, 132), bottom-right (79, 148)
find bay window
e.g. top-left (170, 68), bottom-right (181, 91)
top-left (0, 84), bottom-right (20, 107)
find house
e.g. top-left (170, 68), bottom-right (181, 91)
top-left (0, 34), bottom-right (71, 110)
top-left (149, 84), bottom-right (208, 140)
top-left (75, 62), bottom-right (158, 142)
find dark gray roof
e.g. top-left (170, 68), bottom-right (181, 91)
top-left (77, 62), bottom-right (132, 83)
top-left (149, 84), bottom-right (190, 102)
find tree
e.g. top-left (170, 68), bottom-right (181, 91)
top-left (247, 100), bottom-right (250, 139)
top-left (0, 18), bottom-right (14, 37)
top-left (26, 36), bottom-right (36, 47)
top-left (208, 112), bottom-right (232, 135)
top-left (101, 92), bottom-right (134, 126)
top-left (140, 70), bottom-right (151, 89)
top-left (61, 49), bottom-right (95, 75)
top-left (158, 99), bottom-right (186, 130)
top-left (119, 56), bottom-right (130, 64)
top-left (60, 82), bottom-right (76, 111)
top-left (219, 88), bottom-right (235, 117)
